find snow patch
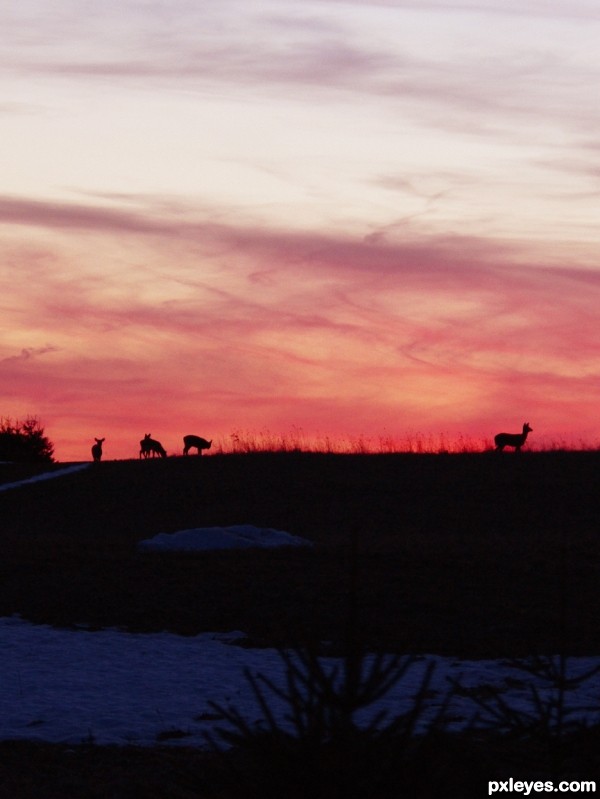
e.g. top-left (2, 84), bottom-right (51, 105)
top-left (137, 525), bottom-right (313, 552)
top-left (1, 618), bottom-right (599, 748)
top-left (0, 463), bottom-right (91, 492)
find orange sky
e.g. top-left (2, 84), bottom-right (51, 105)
top-left (1, 1), bottom-right (600, 460)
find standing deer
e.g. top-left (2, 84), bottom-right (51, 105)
top-left (139, 433), bottom-right (167, 459)
top-left (183, 435), bottom-right (212, 456)
top-left (494, 422), bottom-right (532, 452)
top-left (91, 437), bottom-right (105, 462)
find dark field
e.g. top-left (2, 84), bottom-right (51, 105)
top-left (1, 451), bottom-right (600, 796)
top-left (1, 450), bottom-right (600, 656)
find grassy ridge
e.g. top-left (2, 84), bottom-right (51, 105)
top-left (1, 451), bottom-right (599, 657)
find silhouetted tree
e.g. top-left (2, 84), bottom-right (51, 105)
top-left (0, 416), bottom-right (55, 462)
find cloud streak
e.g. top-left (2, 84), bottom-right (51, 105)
top-left (5, 1), bottom-right (599, 132)
top-left (0, 346), bottom-right (59, 364)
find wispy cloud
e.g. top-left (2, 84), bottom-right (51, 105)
top-left (0, 346), bottom-right (59, 364)
top-left (5, 0), bottom-right (598, 129)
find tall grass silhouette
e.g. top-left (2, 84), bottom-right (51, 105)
top-left (205, 428), bottom-right (600, 455)
top-left (213, 428), bottom-right (489, 455)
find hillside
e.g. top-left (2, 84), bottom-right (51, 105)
top-left (1, 451), bottom-right (600, 657)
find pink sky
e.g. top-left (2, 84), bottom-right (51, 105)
top-left (1, 1), bottom-right (600, 460)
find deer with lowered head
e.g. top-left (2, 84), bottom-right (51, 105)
top-left (183, 435), bottom-right (212, 456)
top-left (139, 433), bottom-right (167, 459)
top-left (494, 422), bottom-right (532, 452)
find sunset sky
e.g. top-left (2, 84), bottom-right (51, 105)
top-left (2, 0), bottom-right (600, 460)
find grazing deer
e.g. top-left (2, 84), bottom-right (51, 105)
top-left (183, 435), bottom-right (212, 456)
top-left (494, 422), bottom-right (532, 452)
top-left (91, 437), bottom-right (105, 462)
top-left (139, 433), bottom-right (167, 459)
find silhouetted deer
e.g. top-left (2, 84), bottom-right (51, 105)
top-left (139, 433), bottom-right (167, 459)
top-left (183, 435), bottom-right (212, 456)
top-left (494, 422), bottom-right (532, 452)
top-left (91, 437), bottom-right (105, 462)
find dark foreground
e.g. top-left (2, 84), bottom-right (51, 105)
top-left (1, 729), bottom-right (600, 798)
top-left (1, 451), bottom-right (599, 796)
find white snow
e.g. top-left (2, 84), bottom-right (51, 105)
top-left (1, 617), bottom-right (599, 748)
top-left (0, 463), bottom-right (90, 492)
top-left (138, 525), bottom-right (313, 552)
